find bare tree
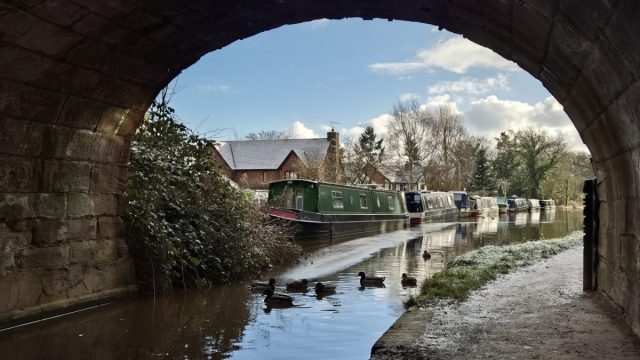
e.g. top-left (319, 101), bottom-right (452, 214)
top-left (388, 100), bottom-right (436, 188)
top-left (246, 130), bottom-right (289, 140)
top-left (426, 104), bottom-right (470, 190)
top-left (294, 152), bottom-right (325, 181)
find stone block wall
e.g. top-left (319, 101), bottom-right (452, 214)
top-left (0, 0), bottom-right (639, 339)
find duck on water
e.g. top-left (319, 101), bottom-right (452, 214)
top-left (357, 272), bottom-right (385, 287)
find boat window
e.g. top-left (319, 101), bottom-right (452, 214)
top-left (388, 195), bottom-right (394, 210)
top-left (359, 194), bottom-right (368, 209)
top-left (377, 197), bottom-right (381, 208)
top-left (426, 198), bottom-right (433, 209)
top-left (404, 193), bottom-right (422, 213)
top-left (331, 191), bottom-right (343, 209)
top-left (295, 190), bottom-right (303, 210)
top-left (438, 197), bottom-right (444, 208)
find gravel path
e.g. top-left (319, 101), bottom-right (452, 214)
top-left (372, 247), bottom-right (640, 359)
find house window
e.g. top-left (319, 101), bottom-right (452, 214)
top-left (359, 194), bottom-right (368, 209)
top-left (388, 195), bottom-right (395, 210)
top-left (331, 191), bottom-right (343, 209)
top-left (285, 171), bottom-right (297, 179)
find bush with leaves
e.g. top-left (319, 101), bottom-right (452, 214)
top-left (124, 98), bottom-right (299, 291)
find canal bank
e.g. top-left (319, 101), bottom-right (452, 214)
top-left (371, 246), bottom-right (640, 359)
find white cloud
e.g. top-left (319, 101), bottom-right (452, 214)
top-left (284, 121), bottom-right (319, 139)
top-left (464, 96), bottom-right (588, 152)
top-left (336, 96), bottom-right (587, 152)
top-left (369, 37), bottom-right (518, 75)
top-left (399, 93), bottom-right (421, 102)
top-left (423, 97), bottom-right (463, 115)
top-left (428, 74), bottom-right (509, 95)
top-left (195, 84), bottom-right (232, 92)
top-left (339, 114), bottom-right (394, 143)
top-left (308, 19), bottom-right (330, 29)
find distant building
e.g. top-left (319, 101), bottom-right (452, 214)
top-left (212, 130), bottom-right (341, 189)
top-left (377, 165), bottom-right (428, 191)
top-left (344, 163), bottom-right (428, 191)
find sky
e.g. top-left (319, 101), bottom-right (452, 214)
top-left (169, 18), bottom-right (589, 152)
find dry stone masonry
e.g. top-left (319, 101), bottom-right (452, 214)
top-left (0, 0), bottom-right (639, 337)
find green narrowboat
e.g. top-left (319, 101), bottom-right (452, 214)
top-left (268, 179), bottom-right (408, 240)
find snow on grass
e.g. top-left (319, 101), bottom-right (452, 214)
top-left (406, 231), bottom-right (583, 307)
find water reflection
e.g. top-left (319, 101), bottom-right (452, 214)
top-left (0, 209), bottom-right (584, 360)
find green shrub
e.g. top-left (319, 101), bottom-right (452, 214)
top-left (124, 98), bottom-right (299, 291)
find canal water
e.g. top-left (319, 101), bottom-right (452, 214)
top-left (0, 209), bottom-right (584, 360)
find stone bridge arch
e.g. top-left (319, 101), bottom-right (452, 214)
top-left (1, 0), bottom-right (639, 335)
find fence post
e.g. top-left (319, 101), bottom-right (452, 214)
top-left (583, 178), bottom-right (598, 291)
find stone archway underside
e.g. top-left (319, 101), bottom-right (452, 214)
top-left (0, 0), bottom-right (639, 335)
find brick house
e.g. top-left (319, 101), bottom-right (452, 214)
top-left (212, 130), bottom-right (341, 189)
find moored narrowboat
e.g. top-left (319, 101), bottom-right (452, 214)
top-left (496, 196), bottom-right (508, 213)
top-left (268, 179), bottom-right (408, 240)
top-left (404, 191), bottom-right (458, 226)
top-left (469, 196), bottom-right (499, 217)
top-left (539, 199), bottom-right (556, 210)
top-left (528, 199), bottom-right (541, 211)
top-left (507, 197), bottom-right (529, 212)
top-left (450, 190), bottom-right (470, 217)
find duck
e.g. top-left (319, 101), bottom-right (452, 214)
top-left (422, 250), bottom-right (432, 260)
top-left (286, 278), bottom-right (309, 291)
top-left (401, 273), bottom-right (418, 286)
top-left (314, 282), bottom-right (336, 295)
top-left (357, 271), bottom-right (385, 286)
top-left (263, 289), bottom-right (293, 306)
top-left (249, 278), bottom-right (276, 292)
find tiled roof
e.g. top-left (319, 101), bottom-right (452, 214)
top-left (216, 138), bottom-right (330, 170)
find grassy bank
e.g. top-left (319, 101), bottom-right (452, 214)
top-left (406, 231), bottom-right (583, 307)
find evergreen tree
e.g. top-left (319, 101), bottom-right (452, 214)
top-left (356, 126), bottom-right (385, 183)
top-left (469, 144), bottom-right (495, 194)
top-left (515, 128), bottom-right (567, 198)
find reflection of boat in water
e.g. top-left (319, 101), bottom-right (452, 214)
top-left (508, 211), bottom-right (528, 226)
top-left (529, 210), bottom-right (540, 225)
top-left (268, 179), bottom-right (407, 240)
top-left (404, 191), bottom-right (458, 226)
top-left (473, 216), bottom-right (498, 236)
top-left (420, 224), bottom-right (457, 248)
top-left (540, 208), bottom-right (556, 223)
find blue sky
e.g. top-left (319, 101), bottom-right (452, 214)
top-left (170, 18), bottom-right (588, 152)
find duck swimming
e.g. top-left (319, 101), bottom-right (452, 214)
top-left (423, 250), bottom-right (432, 260)
top-left (401, 273), bottom-right (418, 286)
top-left (250, 278), bottom-right (276, 291)
top-left (286, 279), bottom-right (309, 291)
top-left (314, 282), bottom-right (336, 295)
top-left (263, 289), bottom-right (293, 306)
top-left (357, 271), bottom-right (385, 286)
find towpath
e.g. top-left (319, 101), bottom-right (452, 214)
top-left (371, 246), bottom-right (640, 359)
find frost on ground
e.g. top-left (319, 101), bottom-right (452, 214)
top-left (373, 233), bottom-right (640, 360)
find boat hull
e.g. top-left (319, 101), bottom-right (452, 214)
top-left (269, 208), bottom-right (408, 240)
top-left (408, 208), bottom-right (458, 226)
